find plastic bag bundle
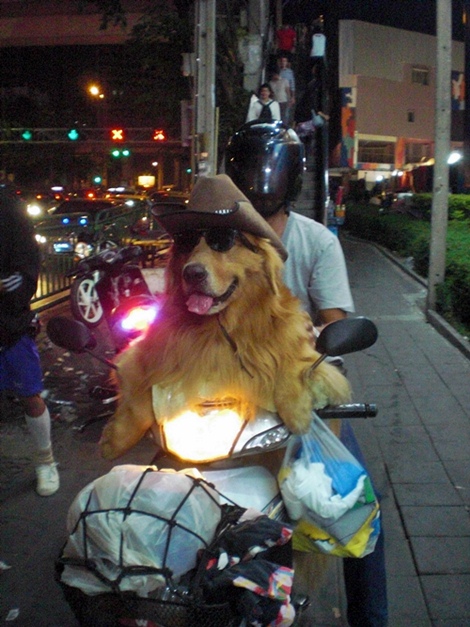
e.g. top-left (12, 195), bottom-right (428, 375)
top-left (278, 414), bottom-right (381, 558)
top-left (59, 465), bottom-right (222, 596)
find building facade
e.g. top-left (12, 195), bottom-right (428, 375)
top-left (338, 20), bottom-right (464, 189)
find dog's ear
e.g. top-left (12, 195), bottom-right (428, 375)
top-left (251, 236), bottom-right (284, 296)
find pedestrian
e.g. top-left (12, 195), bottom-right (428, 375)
top-left (276, 23), bottom-right (296, 59)
top-left (246, 83), bottom-right (281, 123)
top-left (295, 61), bottom-right (329, 128)
top-left (269, 70), bottom-right (292, 126)
top-left (277, 55), bottom-right (296, 122)
top-left (225, 122), bottom-right (388, 627)
top-left (0, 186), bottom-right (59, 497)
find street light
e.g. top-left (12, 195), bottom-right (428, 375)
top-left (447, 151), bottom-right (462, 164)
top-left (89, 84), bottom-right (105, 100)
top-left (87, 84), bottom-right (106, 127)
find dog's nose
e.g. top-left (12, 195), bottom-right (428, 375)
top-left (183, 263), bottom-right (208, 285)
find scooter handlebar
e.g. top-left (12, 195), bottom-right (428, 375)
top-left (316, 403), bottom-right (377, 419)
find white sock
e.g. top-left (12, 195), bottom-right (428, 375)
top-left (25, 408), bottom-right (54, 463)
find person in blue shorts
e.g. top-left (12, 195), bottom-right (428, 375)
top-left (0, 185), bottom-right (59, 496)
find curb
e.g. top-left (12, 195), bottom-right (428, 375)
top-left (343, 233), bottom-right (470, 361)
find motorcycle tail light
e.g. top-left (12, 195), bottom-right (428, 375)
top-left (120, 305), bottom-right (159, 333)
top-left (162, 404), bottom-right (246, 463)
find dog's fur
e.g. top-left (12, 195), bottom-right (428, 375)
top-left (100, 233), bottom-right (351, 460)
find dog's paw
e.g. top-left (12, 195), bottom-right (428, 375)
top-left (310, 361), bottom-right (351, 407)
top-left (281, 411), bottom-right (312, 435)
top-left (275, 391), bottom-right (314, 435)
top-left (99, 422), bottom-right (126, 460)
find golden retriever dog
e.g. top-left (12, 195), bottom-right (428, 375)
top-left (100, 175), bottom-right (351, 460)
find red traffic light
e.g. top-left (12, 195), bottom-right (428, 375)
top-left (111, 128), bottom-right (124, 141)
top-left (153, 129), bottom-right (166, 141)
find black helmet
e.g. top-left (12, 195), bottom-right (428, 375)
top-left (225, 121), bottom-right (304, 217)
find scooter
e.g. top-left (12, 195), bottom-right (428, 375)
top-left (47, 312), bottom-right (378, 626)
top-left (68, 243), bottom-right (167, 330)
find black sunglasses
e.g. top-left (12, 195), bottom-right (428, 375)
top-left (172, 227), bottom-right (258, 254)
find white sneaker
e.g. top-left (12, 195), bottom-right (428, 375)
top-left (35, 462), bottom-right (60, 496)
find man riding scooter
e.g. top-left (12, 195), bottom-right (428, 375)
top-left (225, 120), bottom-right (388, 627)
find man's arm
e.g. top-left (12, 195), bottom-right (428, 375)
top-left (318, 307), bottom-right (348, 326)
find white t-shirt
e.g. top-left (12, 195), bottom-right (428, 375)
top-left (281, 211), bottom-right (355, 322)
top-left (246, 97), bottom-right (281, 123)
top-left (269, 77), bottom-right (291, 104)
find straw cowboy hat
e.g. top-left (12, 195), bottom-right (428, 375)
top-left (152, 174), bottom-right (287, 261)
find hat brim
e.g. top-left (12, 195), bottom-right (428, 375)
top-left (153, 195), bottom-right (287, 261)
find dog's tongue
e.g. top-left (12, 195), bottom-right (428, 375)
top-left (186, 293), bottom-right (214, 314)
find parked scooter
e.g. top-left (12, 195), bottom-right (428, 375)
top-left (47, 313), bottom-right (378, 626)
top-left (68, 244), bottom-right (157, 329)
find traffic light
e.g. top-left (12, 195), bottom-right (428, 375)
top-left (111, 128), bottom-right (125, 141)
top-left (21, 130), bottom-right (32, 141)
top-left (67, 128), bottom-right (80, 141)
top-left (93, 176), bottom-right (102, 185)
top-left (110, 148), bottom-right (131, 158)
top-left (153, 129), bottom-right (166, 141)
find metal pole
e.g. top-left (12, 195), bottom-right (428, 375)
top-left (463, 0), bottom-right (470, 189)
top-left (194, 0), bottom-right (216, 178)
top-left (427, 0), bottom-right (452, 312)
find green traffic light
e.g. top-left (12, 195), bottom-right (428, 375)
top-left (122, 149), bottom-right (130, 157)
top-left (111, 149), bottom-right (121, 158)
top-left (67, 129), bottom-right (79, 141)
top-left (21, 130), bottom-right (32, 141)
top-left (93, 176), bottom-right (102, 184)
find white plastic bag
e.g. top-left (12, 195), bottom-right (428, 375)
top-left (279, 415), bottom-right (380, 558)
top-left (60, 465), bottom-right (221, 596)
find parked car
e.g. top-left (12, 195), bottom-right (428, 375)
top-left (34, 198), bottom-right (149, 258)
top-left (20, 190), bottom-right (63, 220)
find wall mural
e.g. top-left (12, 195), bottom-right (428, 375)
top-left (340, 86), bottom-right (356, 168)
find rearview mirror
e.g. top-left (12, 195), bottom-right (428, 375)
top-left (316, 317), bottom-right (378, 357)
top-left (47, 316), bottom-right (97, 352)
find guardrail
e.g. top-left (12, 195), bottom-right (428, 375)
top-left (33, 251), bottom-right (74, 308)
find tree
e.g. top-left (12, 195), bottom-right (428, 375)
top-left (83, 0), bottom-right (250, 153)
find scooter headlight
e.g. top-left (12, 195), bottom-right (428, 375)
top-left (242, 424), bottom-right (291, 451)
top-left (161, 401), bottom-right (246, 463)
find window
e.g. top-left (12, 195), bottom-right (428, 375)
top-left (357, 141), bottom-right (395, 164)
top-left (411, 67), bottom-right (429, 86)
top-left (408, 110), bottom-right (415, 123)
top-left (406, 142), bottom-right (432, 164)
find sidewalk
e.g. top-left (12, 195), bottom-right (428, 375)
top-left (340, 234), bottom-right (470, 626)
top-left (1, 234), bottom-right (470, 626)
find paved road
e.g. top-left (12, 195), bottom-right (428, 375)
top-left (1, 234), bottom-right (469, 626)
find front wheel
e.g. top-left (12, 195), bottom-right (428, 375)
top-left (70, 276), bottom-right (103, 327)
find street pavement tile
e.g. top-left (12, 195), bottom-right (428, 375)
top-left (420, 574), bottom-right (470, 621)
top-left (444, 461), bottom-right (470, 505)
top-left (426, 421), bottom-right (470, 442)
top-left (411, 537), bottom-right (470, 574)
top-left (375, 426), bottom-right (441, 465)
top-left (410, 394), bottom-right (469, 426)
top-left (431, 436), bottom-right (470, 462)
top-left (382, 507), bottom-right (417, 577)
top-left (400, 505), bottom-right (470, 537)
top-left (386, 460), bottom-right (452, 484)
top-left (393, 483), bottom-right (464, 507)
top-left (386, 575), bottom-right (430, 626)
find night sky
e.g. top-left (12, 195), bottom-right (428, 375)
top-left (283, 0), bottom-right (465, 41)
